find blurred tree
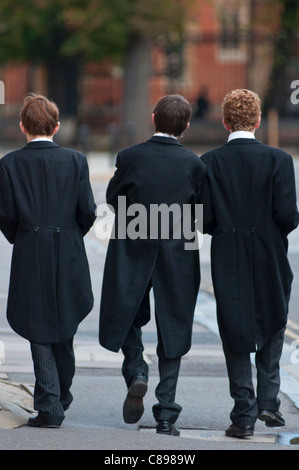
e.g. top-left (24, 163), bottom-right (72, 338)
top-left (264, 0), bottom-right (299, 115)
top-left (62, 0), bottom-right (195, 141)
top-left (0, 0), bottom-right (79, 116)
top-left (0, 0), bottom-right (194, 141)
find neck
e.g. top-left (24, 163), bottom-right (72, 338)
top-left (27, 135), bottom-right (54, 143)
top-left (229, 129), bottom-right (255, 134)
top-left (154, 132), bottom-right (177, 139)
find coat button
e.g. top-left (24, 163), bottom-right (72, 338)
top-left (232, 228), bottom-right (236, 233)
top-left (251, 227), bottom-right (256, 233)
top-left (56, 227), bottom-right (60, 232)
top-left (34, 227), bottom-right (39, 232)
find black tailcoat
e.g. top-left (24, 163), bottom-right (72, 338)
top-left (201, 138), bottom-right (299, 352)
top-left (0, 141), bottom-right (96, 344)
top-left (99, 136), bottom-right (206, 358)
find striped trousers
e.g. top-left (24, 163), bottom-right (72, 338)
top-left (121, 285), bottom-right (182, 424)
top-left (30, 338), bottom-right (75, 425)
top-left (222, 328), bottom-right (285, 426)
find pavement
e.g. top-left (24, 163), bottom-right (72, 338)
top-left (1, 150), bottom-right (299, 451)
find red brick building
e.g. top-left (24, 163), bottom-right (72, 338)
top-left (0, 0), bottom-right (296, 147)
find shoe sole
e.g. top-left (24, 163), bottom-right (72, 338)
top-left (156, 429), bottom-right (180, 437)
top-left (27, 421), bottom-right (61, 428)
top-left (41, 424), bottom-right (61, 428)
top-left (225, 430), bottom-right (254, 438)
top-left (128, 380), bottom-right (148, 398)
top-left (123, 380), bottom-right (148, 424)
top-left (258, 414), bottom-right (285, 427)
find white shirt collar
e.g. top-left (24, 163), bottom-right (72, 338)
top-left (154, 133), bottom-right (177, 140)
top-left (227, 131), bottom-right (255, 142)
top-left (31, 137), bottom-right (53, 142)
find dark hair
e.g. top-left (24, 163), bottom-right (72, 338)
top-left (153, 94), bottom-right (191, 137)
top-left (21, 94), bottom-right (59, 136)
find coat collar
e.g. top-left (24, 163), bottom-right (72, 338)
top-left (147, 135), bottom-right (183, 147)
top-left (23, 141), bottom-right (60, 149)
top-left (225, 138), bottom-right (261, 146)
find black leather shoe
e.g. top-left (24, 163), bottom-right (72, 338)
top-left (27, 413), bottom-right (62, 428)
top-left (258, 410), bottom-right (285, 427)
top-left (123, 373), bottom-right (148, 424)
top-left (156, 420), bottom-right (180, 436)
top-left (225, 424), bottom-right (254, 438)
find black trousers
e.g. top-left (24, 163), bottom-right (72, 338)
top-left (121, 284), bottom-right (182, 424)
top-left (30, 338), bottom-right (75, 425)
top-left (222, 328), bottom-right (285, 427)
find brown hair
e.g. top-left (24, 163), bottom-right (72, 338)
top-left (153, 94), bottom-right (191, 137)
top-left (222, 89), bottom-right (261, 132)
top-left (21, 94), bottom-right (59, 136)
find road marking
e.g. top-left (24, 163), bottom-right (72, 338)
top-left (139, 427), bottom-right (279, 444)
top-left (288, 319), bottom-right (299, 331)
top-left (73, 343), bottom-right (152, 368)
top-left (286, 330), bottom-right (299, 340)
top-left (286, 319), bottom-right (299, 341)
top-left (285, 329), bottom-right (299, 341)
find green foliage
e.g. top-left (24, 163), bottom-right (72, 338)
top-left (0, 0), bottom-right (195, 64)
top-left (0, 0), bottom-right (67, 62)
top-left (60, 0), bottom-right (131, 61)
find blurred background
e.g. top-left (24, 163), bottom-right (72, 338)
top-left (0, 0), bottom-right (299, 152)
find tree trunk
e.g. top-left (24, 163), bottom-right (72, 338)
top-left (46, 59), bottom-right (79, 145)
top-left (122, 35), bottom-right (152, 146)
top-left (47, 59), bottom-right (78, 117)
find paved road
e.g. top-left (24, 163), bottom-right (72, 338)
top-left (0, 152), bottom-right (299, 451)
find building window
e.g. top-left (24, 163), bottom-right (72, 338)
top-left (217, 6), bottom-right (247, 62)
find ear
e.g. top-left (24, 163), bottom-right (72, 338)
top-left (152, 113), bottom-right (155, 125)
top-left (19, 121), bottom-right (28, 135)
top-left (254, 116), bottom-right (261, 130)
top-left (222, 119), bottom-right (231, 132)
top-left (52, 122), bottom-right (60, 136)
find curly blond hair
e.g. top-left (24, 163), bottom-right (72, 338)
top-left (222, 89), bottom-right (261, 132)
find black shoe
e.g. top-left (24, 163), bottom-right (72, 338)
top-left (156, 420), bottom-right (180, 436)
top-left (27, 413), bottom-right (62, 428)
top-left (225, 424), bottom-right (254, 438)
top-left (258, 410), bottom-right (285, 427)
top-left (123, 373), bottom-right (148, 424)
